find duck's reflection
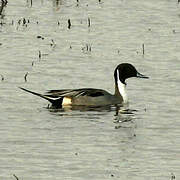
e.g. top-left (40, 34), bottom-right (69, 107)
top-left (48, 104), bottom-right (117, 112)
top-left (47, 104), bottom-right (136, 122)
top-left (113, 107), bottom-right (137, 129)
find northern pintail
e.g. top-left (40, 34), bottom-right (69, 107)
top-left (19, 63), bottom-right (148, 108)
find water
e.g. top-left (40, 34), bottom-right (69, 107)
top-left (0, 0), bottom-right (180, 179)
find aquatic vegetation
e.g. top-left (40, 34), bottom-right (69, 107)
top-left (0, 0), bottom-right (7, 15)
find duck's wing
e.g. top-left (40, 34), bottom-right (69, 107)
top-left (19, 87), bottom-right (111, 108)
top-left (46, 88), bottom-right (107, 98)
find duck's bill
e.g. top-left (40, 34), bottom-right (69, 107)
top-left (136, 72), bottom-right (149, 79)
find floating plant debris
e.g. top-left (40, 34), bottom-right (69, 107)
top-left (24, 72), bottom-right (28, 82)
top-left (50, 39), bottom-right (56, 48)
top-left (0, 74), bottom-right (4, 81)
top-left (88, 17), bottom-right (91, 27)
top-left (0, 0), bottom-right (8, 15)
top-left (13, 174), bottom-right (19, 180)
top-left (68, 19), bottom-right (71, 29)
top-left (82, 43), bottom-right (92, 53)
top-left (142, 43), bottom-right (145, 55)
top-left (23, 18), bottom-right (26, 25)
top-left (38, 50), bottom-right (41, 59)
top-left (37, 35), bottom-right (44, 40)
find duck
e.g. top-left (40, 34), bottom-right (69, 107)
top-left (19, 63), bottom-right (148, 108)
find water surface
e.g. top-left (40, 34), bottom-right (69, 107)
top-left (0, 0), bottom-right (180, 179)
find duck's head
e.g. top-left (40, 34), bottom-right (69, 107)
top-left (114, 63), bottom-right (149, 85)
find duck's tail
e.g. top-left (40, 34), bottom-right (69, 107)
top-left (19, 87), bottom-right (63, 108)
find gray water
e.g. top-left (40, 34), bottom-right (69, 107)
top-left (0, 0), bottom-right (180, 179)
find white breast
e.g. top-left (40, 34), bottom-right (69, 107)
top-left (117, 69), bottom-right (128, 103)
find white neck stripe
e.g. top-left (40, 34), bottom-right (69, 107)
top-left (117, 69), bottom-right (128, 103)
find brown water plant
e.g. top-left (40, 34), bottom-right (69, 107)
top-left (0, 0), bottom-right (8, 15)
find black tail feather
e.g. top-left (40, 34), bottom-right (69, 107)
top-left (19, 87), bottom-right (63, 108)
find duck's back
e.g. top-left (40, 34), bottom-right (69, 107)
top-left (47, 88), bottom-right (123, 106)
